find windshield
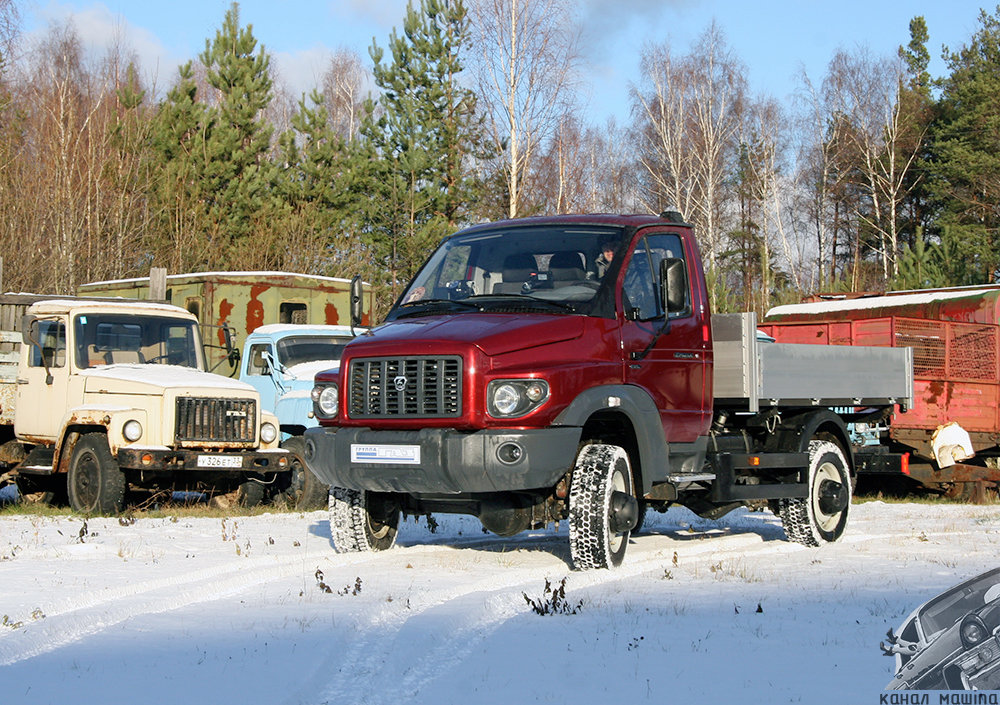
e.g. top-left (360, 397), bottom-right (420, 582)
top-left (392, 225), bottom-right (626, 319)
top-left (74, 313), bottom-right (203, 370)
top-left (917, 569), bottom-right (1000, 639)
top-left (277, 336), bottom-right (352, 367)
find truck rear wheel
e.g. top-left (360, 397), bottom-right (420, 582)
top-left (779, 439), bottom-right (851, 546)
top-left (67, 433), bottom-right (126, 515)
top-left (328, 486), bottom-right (400, 553)
top-left (568, 443), bottom-right (637, 570)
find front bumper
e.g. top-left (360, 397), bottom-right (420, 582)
top-left (303, 426), bottom-right (582, 494)
top-left (116, 447), bottom-right (290, 473)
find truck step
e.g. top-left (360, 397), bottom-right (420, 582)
top-left (668, 473), bottom-right (716, 484)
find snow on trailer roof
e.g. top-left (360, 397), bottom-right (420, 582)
top-left (765, 287), bottom-right (1000, 323)
top-left (79, 271), bottom-right (360, 287)
top-left (249, 323), bottom-right (358, 337)
top-left (27, 298), bottom-right (194, 317)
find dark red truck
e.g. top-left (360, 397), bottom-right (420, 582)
top-left (303, 213), bottom-right (912, 569)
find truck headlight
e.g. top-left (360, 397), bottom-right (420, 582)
top-left (312, 384), bottom-right (339, 417)
top-left (123, 420), bottom-right (143, 442)
top-left (260, 422), bottom-right (278, 444)
top-left (487, 380), bottom-right (549, 418)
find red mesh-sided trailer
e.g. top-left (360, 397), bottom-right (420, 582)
top-left (761, 288), bottom-right (1000, 480)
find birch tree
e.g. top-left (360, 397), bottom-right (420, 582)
top-left (468, 0), bottom-right (579, 218)
top-left (321, 48), bottom-right (368, 142)
top-left (633, 23), bottom-right (746, 280)
top-left (824, 48), bottom-right (919, 282)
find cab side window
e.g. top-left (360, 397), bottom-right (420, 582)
top-left (247, 344), bottom-right (272, 376)
top-left (623, 233), bottom-right (689, 321)
top-left (30, 320), bottom-right (66, 368)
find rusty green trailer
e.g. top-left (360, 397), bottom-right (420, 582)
top-left (78, 271), bottom-right (372, 376)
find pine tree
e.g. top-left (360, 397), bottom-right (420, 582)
top-left (900, 16), bottom-right (932, 96)
top-left (198, 2), bottom-right (277, 258)
top-left (360, 0), bottom-right (486, 299)
top-left (924, 7), bottom-right (1000, 283)
top-left (149, 61), bottom-right (209, 271)
top-left (895, 16), bottom-right (935, 250)
top-left (275, 90), bottom-right (374, 277)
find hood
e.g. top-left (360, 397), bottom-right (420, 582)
top-left (285, 360), bottom-right (341, 382)
top-left (360, 314), bottom-right (584, 356)
top-left (82, 364), bottom-right (257, 395)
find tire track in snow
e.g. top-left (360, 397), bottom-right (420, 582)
top-left (0, 533), bottom-right (406, 667)
top-left (297, 528), bottom-right (802, 705)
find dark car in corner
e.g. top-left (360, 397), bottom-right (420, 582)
top-left (883, 567), bottom-right (1000, 690)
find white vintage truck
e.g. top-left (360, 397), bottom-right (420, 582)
top-left (0, 294), bottom-right (288, 513)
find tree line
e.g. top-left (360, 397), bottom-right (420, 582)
top-left (1, 0), bottom-right (999, 317)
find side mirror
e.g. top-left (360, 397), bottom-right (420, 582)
top-left (20, 314), bottom-right (40, 347)
top-left (659, 257), bottom-right (687, 314)
top-left (350, 274), bottom-right (364, 332)
top-left (221, 325), bottom-right (235, 354)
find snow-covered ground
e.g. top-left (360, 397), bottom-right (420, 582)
top-left (1, 498), bottom-right (997, 704)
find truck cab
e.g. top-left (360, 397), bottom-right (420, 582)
top-left (4, 298), bottom-right (287, 513)
top-left (240, 324), bottom-right (357, 508)
top-left (304, 214), bottom-right (910, 569)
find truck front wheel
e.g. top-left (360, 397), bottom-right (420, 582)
top-left (568, 443), bottom-right (637, 570)
top-left (67, 433), bottom-right (126, 515)
top-left (328, 486), bottom-right (400, 553)
top-left (779, 439), bottom-right (851, 546)
top-left (281, 437), bottom-right (329, 510)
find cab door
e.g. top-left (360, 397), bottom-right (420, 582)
top-left (619, 231), bottom-right (709, 443)
top-left (243, 341), bottom-right (281, 413)
top-left (15, 318), bottom-right (69, 442)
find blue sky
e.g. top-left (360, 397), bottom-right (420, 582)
top-left (16, 0), bottom-right (992, 122)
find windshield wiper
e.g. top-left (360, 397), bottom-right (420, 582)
top-left (395, 298), bottom-right (482, 318)
top-left (466, 294), bottom-right (576, 312)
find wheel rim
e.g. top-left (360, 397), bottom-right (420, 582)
top-left (812, 460), bottom-right (844, 532)
top-left (367, 517), bottom-right (391, 540)
top-left (72, 450), bottom-right (100, 509)
top-left (608, 463), bottom-right (629, 554)
top-left (289, 459), bottom-right (305, 502)
top-left (365, 493), bottom-right (397, 541)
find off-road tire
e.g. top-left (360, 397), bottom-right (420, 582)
top-left (568, 443), bottom-right (633, 570)
top-left (280, 437), bottom-right (328, 510)
top-left (67, 433), bottom-right (126, 515)
top-left (779, 439), bottom-right (851, 546)
top-left (328, 486), bottom-right (400, 553)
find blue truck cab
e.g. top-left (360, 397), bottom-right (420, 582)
top-left (240, 324), bottom-right (357, 508)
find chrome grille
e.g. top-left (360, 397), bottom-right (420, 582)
top-left (348, 356), bottom-right (462, 418)
top-left (175, 397), bottom-right (256, 443)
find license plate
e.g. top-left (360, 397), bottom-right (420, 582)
top-left (351, 444), bottom-right (421, 465)
top-left (197, 454), bottom-right (243, 468)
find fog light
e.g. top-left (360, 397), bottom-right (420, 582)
top-left (497, 442), bottom-right (524, 465)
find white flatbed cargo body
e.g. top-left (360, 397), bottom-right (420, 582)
top-left (712, 313), bottom-right (914, 413)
